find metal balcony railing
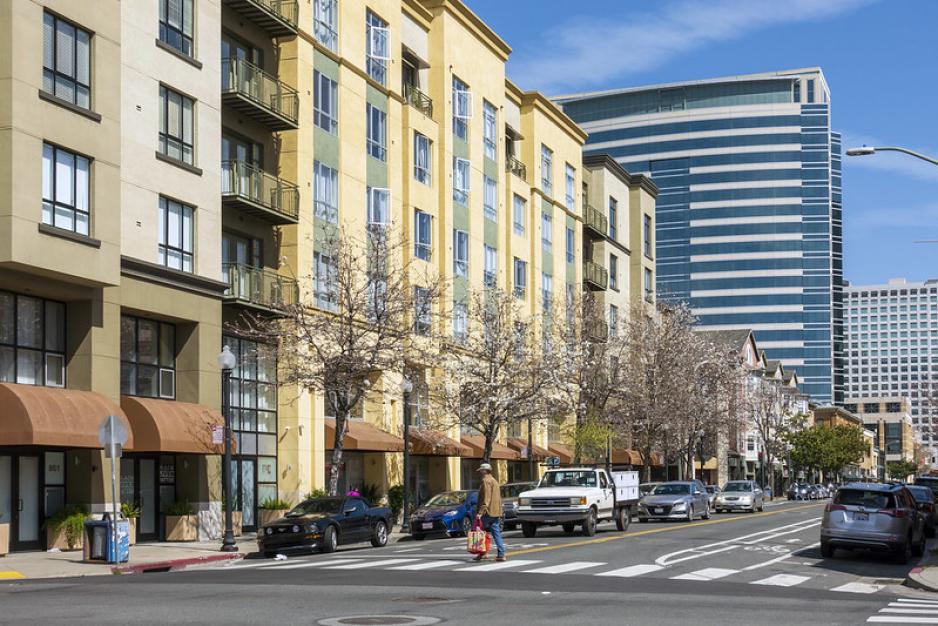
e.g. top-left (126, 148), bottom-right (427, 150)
top-left (222, 0), bottom-right (298, 37)
top-left (222, 57), bottom-right (299, 130)
top-left (584, 204), bottom-right (608, 238)
top-left (404, 84), bottom-right (433, 117)
top-left (583, 261), bottom-right (608, 291)
top-left (223, 263), bottom-right (298, 312)
top-left (585, 319), bottom-right (609, 342)
top-left (221, 160), bottom-right (299, 225)
top-left (506, 155), bottom-right (527, 181)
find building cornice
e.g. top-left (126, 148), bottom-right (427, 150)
top-left (120, 256), bottom-right (228, 299)
top-left (420, 0), bottom-right (512, 62)
top-left (521, 91), bottom-right (588, 145)
top-left (582, 153), bottom-right (660, 197)
top-left (402, 0), bottom-right (434, 27)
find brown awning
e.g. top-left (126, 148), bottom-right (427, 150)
top-left (548, 443), bottom-right (573, 464)
top-left (460, 435), bottom-right (520, 460)
top-left (0, 383), bottom-right (131, 448)
top-left (121, 396), bottom-right (225, 454)
top-left (611, 449), bottom-right (643, 465)
top-left (325, 418), bottom-right (403, 452)
top-left (506, 438), bottom-right (551, 460)
top-left (409, 428), bottom-right (470, 456)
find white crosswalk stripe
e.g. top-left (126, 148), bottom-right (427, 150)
top-left (522, 562), bottom-right (606, 574)
top-left (262, 558), bottom-right (361, 570)
top-left (749, 574), bottom-right (811, 587)
top-left (453, 559), bottom-right (541, 572)
top-left (596, 564), bottom-right (663, 578)
top-left (387, 560), bottom-right (465, 571)
top-left (830, 582), bottom-right (883, 594)
top-left (863, 598), bottom-right (938, 623)
top-left (671, 568), bottom-right (738, 581)
top-left (324, 558), bottom-right (417, 569)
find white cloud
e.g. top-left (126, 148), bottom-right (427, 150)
top-left (841, 131), bottom-right (938, 183)
top-left (509, 0), bottom-right (876, 94)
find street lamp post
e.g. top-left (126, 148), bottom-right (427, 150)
top-left (401, 376), bottom-right (413, 533)
top-left (846, 145), bottom-right (938, 167)
top-left (218, 346), bottom-right (238, 553)
top-left (527, 416), bottom-right (535, 480)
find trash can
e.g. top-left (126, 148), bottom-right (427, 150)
top-left (83, 520), bottom-right (110, 561)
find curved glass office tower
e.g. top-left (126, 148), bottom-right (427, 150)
top-left (557, 69), bottom-right (843, 403)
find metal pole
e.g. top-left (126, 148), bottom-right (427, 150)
top-left (402, 388), bottom-right (411, 532)
top-left (605, 432), bottom-right (612, 475)
top-left (221, 368), bottom-right (237, 552)
top-left (109, 419), bottom-right (119, 564)
top-left (527, 416), bottom-right (535, 480)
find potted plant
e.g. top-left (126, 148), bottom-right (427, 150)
top-left (0, 513), bottom-right (8, 557)
top-left (42, 505), bottom-right (89, 551)
top-left (120, 502), bottom-right (140, 546)
top-left (163, 501), bottom-right (197, 542)
top-left (258, 497), bottom-right (292, 527)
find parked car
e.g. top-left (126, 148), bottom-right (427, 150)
top-left (408, 490), bottom-right (478, 540)
top-left (639, 482), bottom-right (662, 496)
top-left (907, 484), bottom-right (938, 538)
top-left (256, 496), bottom-right (391, 557)
top-left (821, 482), bottom-right (926, 563)
top-left (705, 485), bottom-right (721, 508)
top-left (637, 480), bottom-right (710, 523)
top-left (713, 480), bottom-right (764, 513)
top-left (806, 485), bottom-right (821, 500)
top-left (501, 481), bottom-right (537, 530)
top-left (813, 484), bottom-right (829, 499)
top-left (914, 475), bottom-right (938, 498)
top-left (788, 483), bottom-right (810, 500)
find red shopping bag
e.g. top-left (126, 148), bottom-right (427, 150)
top-left (466, 518), bottom-right (491, 554)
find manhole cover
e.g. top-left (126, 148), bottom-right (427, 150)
top-left (318, 616), bottom-right (441, 626)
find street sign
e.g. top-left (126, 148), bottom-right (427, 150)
top-left (520, 446), bottom-right (529, 459)
top-left (212, 424), bottom-right (224, 445)
top-left (545, 456), bottom-right (561, 468)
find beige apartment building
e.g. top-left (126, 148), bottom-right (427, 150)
top-left (846, 396), bottom-right (917, 468)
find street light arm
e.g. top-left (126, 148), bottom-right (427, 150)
top-left (846, 145), bottom-right (938, 167)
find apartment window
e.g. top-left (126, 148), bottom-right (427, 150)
top-left (793, 80), bottom-right (801, 103)
top-left (158, 197), bottom-right (194, 272)
top-left (366, 187), bottom-right (390, 227)
top-left (313, 252), bottom-right (337, 311)
top-left (565, 164), bottom-right (575, 211)
top-left (42, 12), bottom-right (91, 109)
top-left (314, 161), bottom-right (338, 223)
top-left (366, 103), bottom-right (386, 161)
top-left (365, 10), bottom-right (389, 85)
top-left (159, 85), bottom-right (194, 165)
top-left (609, 305), bottom-right (619, 338)
top-left (314, 0), bottom-right (338, 52)
top-left (513, 194), bottom-right (525, 235)
top-left (42, 143), bottom-right (90, 236)
top-left (540, 145), bottom-right (553, 195)
top-left (644, 268), bottom-right (653, 301)
top-left (483, 176), bottom-right (497, 221)
top-left (414, 132), bottom-right (431, 185)
top-left (453, 157), bottom-right (470, 205)
top-left (120, 315), bottom-right (176, 399)
top-left (513, 258), bottom-right (527, 299)
top-left (414, 209), bottom-right (432, 261)
top-left (453, 230), bottom-right (468, 277)
top-left (566, 227), bottom-right (574, 263)
top-left (0, 292), bottom-right (65, 388)
top-left (608, 197), bottom-right (617, 240)
top-left (452, 77), bottom-right (471, 141)
top-left (484, 245), bottom-right (497, 288)
top-left (483, 100), bottom-right (497, 161)
top-left (609, 254), bottom-right (618, 290)
top-left (414, 287), bottom-right (431, 335)
top-left (159, 0), bottom-right (194, 57)
top-left (542, 273), bottom-right (553, 312)
top-left (453, 301), bottom-right (468, 342)
top-left (314, 71), bottom-right (338, 134)
top-left (541, 212), bottom-right (552, 251)
top-left (643, 214), bottom-right (652, 257)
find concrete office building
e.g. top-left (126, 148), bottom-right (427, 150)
top-left (845, 396), bottom-right (916, 468)
top-left (557, 68), bottom-right (844, 404)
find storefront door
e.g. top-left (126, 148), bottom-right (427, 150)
top-left (13, 455), bottom-right (41, 551)
top-left (119, 456), bottom-right (163, 542)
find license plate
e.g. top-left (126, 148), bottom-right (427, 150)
top-left (654, 508), bottom-right (663, 514)
top-left (853, 512), bottom-right (869, 521)
top-left (422, 522), bottom-right (433, 530)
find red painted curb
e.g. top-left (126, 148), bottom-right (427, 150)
top-left (111, 552), bottom-right (243, 574)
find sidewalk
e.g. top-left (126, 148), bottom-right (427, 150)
top-left (907, 547), bottom-right (938, 592)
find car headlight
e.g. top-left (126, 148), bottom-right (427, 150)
top-left (519, 498), bottom-right (531, 506)
top-left (444, 510), bottom-right (460, 517)
top-left (570, 497), bottom-right (588, 505)
top-left (306, 523), bottom-right (319, 533)
top-left (715, 496), bottom-right (724, 503)
top-left (265, 527), bottom-right (273, 536)
top-left (292, 525), bottom-right (300, 533)
top-left (672, 501), bottom-right (686, 511)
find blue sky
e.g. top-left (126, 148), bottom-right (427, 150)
top-left (465, 0), bottom-right (938, 286)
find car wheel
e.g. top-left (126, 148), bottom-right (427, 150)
top-left (562, 522), bottom-right (576, 534)
top-left (894, 539), bottom-right (912, 564)
top-left (521, 522), bottom-right (537, 538)
top-left (913, 532), bottom-right (926, 557)
top-left (758, 501), bottom-right (764, 512)
top-left (582, 508), bottom-right (598, 536)
top-left (615, 507), bottom-right (630, 531)
top-left (702, 504), bottom-right (711, 520)
top-left (820, 541), bottom-right (834, 558)
top-left (459, 516), bottom-right (472, 537)
top-left (371, 521), bottom-right (388, 548)
top-left (685, 506), bottom-right (694, 523)
top-left (321, 525), bottom-right (338, 553)
top-left (411, 533), bottom-right (426, 541)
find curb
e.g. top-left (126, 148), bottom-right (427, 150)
top-left (904, 546), bottom-right (938, 592)
top-left (111, 552), bottom-right (243, 575)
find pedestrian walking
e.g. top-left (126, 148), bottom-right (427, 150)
top-left (473, 463), bottom-right (506, 562)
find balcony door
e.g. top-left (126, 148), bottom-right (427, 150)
top-left (222, 232), bottom-right (263, 300)
top-left (221, 132), bottom-right (262, 198)
top-left (221, 33), bottom-right (261, 94)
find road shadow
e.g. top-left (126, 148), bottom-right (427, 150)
top-left (798, 543), bottom-right (920, 581)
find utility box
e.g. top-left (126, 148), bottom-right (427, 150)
top-left (83, 518), bottom-right (130, 563)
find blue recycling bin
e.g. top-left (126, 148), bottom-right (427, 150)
top-left (83, 518), bottom-right (130, 563)
top-left (107, 518), bottom-right (130, 563)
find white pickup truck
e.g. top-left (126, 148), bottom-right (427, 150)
top-left (515, 467), bottom-right (640, 537)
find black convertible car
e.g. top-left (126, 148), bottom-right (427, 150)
top-left (257, 496), bottom-right (392, 556)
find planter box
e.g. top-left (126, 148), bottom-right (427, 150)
top-left (0, 523), bottom-right (8, 556)
top-left (164, 515), bottom-right (198, 542)
top-left (233, 511), bottom-right (242, 536)
top-left (127, 518), bottom-right (137, 546)
top-left (47, 526), bottom-right (83, 551)
top-left (258, 509), bottom-right (287, 527)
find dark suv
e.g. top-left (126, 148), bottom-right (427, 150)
top-left (914, 475), bottom-right (938, 498)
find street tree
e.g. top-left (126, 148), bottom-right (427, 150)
top-left (749, 379), bottom-right (797, 492)
top-left (788, 424), bottom-right (868, 481)
top-left (887, 460), bottom-right (919, 481)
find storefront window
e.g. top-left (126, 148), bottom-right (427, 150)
top-left (0, 291), bottom-right (66, 387)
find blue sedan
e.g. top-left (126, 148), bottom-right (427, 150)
top-left (408, 490), bottom-right (478, 540)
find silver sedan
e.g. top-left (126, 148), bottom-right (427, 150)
top-left (714, 480), bottom-right (764, 513)
top-left (637, 480), bottom-right (711, 522)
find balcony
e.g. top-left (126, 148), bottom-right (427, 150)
top-left (585, 319), bottom-right (608, 342)
top-left (221, 160), bottom-right (299, 225)
top-left (404, 84), bottom-right (433, 117)
top-left (583, 204), bottom-right (608, 239)
top-left (223, 263), bottom-right (298, 313)
top-left (583, 261), bottom-right (608, 291)
top-left (506, 155), bottom-right (527, 181)
top-left (222, 0), bottom-right (298, 37)
top-left (222, 58), bottom-right (299, 130)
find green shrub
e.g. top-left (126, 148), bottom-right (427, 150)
top-left (387, 484), bottom-right (404, 521)
top-left (359, 484), bottom-right (382, 505)
top-left (120, 502), bottom-right (141, 519)
top-left (304, 488), bottom-right (328, 500)
top-left (42, 505), bottom-right (89, 549)
top-left (163, 501), bottom-right (195, 516)
top-left (260, 497), bottom-right (292, 510)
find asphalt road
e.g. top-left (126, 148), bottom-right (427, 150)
top-left (2, 500), bottom-right (935, 625)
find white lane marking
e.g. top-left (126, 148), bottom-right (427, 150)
top-left (741, 542), bottom-right (819, 571)
top-left (881, 608), bottom-right (938, 614)
top-left (596, 564), bottom-right (664, 578)
top-left (890, 604), bottom-right (938, 609)
top-left (264, 558), bottom-right (361, 570)
top-left (454, 559), bottom-right (541, 572)
top-left (221, 560), bottom-right (280, 570)
top-left (394, 547), bottom-right (424, 553)
top-left (749, 574), bottom-right (811, 587)
top-left (868, 617), bottom-right (938, 624)
top-left (324, 558), bottom-right (417, 569)
top-left (655, 518), bottom-right (821, 566)
top-left (785, 538), bottom-right (802, 544)
top-left (830, 582), bottom-right (883, 594)
top-left (897, 599), bottom-right (938, 605)
top-left (522, 561), bottom-right (606, 574)
top-left (671, 567), bottom-right (738, 581)
top-left (387, 560), bottom-right (465, 571)
top-left (665, 544), bottom-right (740, 565)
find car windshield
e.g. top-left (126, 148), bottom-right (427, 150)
top-left (706, 486), bottom-right (717, 494)
top-left (723, 483), bottom-right (753, 493)
top-left (908, 486), bottom-right (933, 503)
top-left (286, 498), bottom-right (343, 516)
top-left (834, 489), bottom-right (896, 509)
top-left (640, 483), bottom-right (660, 494)
top-left (502, 484), bottom-right (535, 498)
top-left (540, 471), bottom-right (597, 488)
top-left (425, 492), bottom-right (467, 506)
top-left (652, 484), bottom-right (690, 495)
top-left (915, 478), bottom-right (938, 493)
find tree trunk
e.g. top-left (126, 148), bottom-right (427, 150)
top-left (328, 411), bottom-right (350, 496)
top-left (482, 423), bottom-right (496, 465)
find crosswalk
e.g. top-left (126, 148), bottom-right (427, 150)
top-left (213, 553), bottom-right (891, 595)
top-left (867, 598), bottom-right (938, 623)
